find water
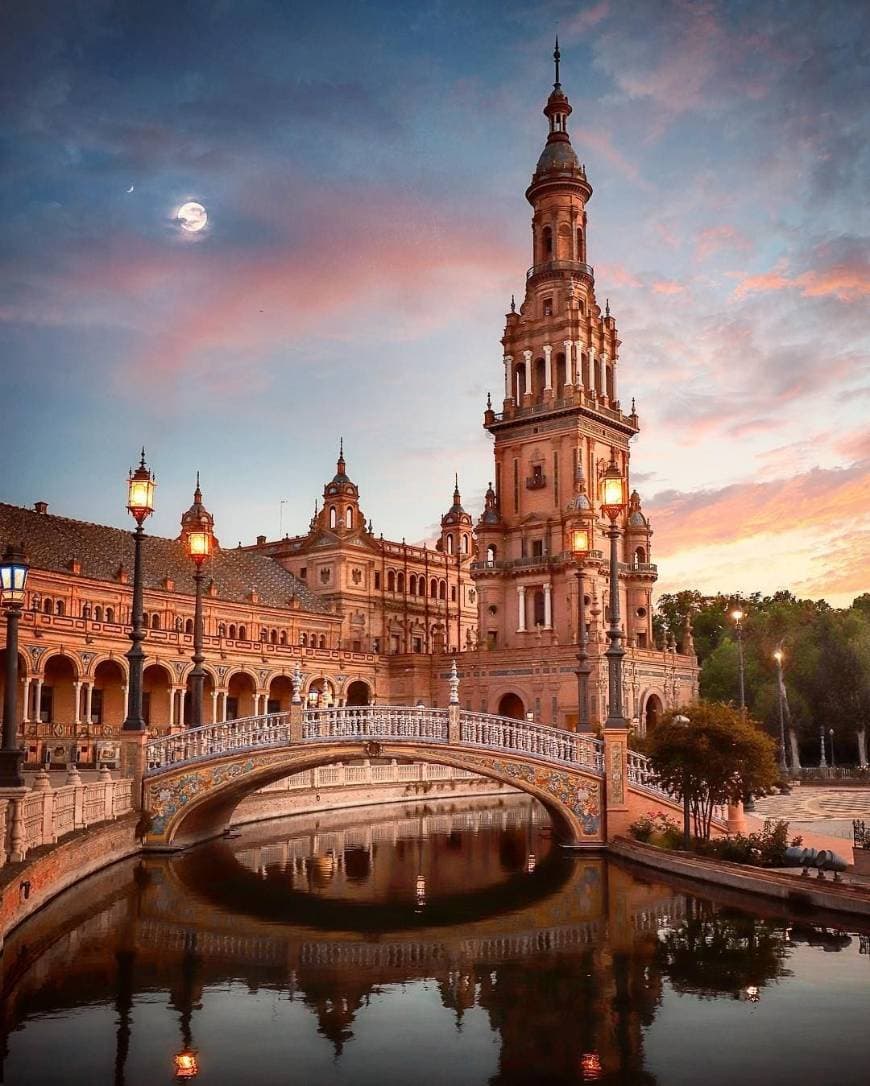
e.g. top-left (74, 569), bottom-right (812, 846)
top-left (3, 794), bottom-right (869, 1085)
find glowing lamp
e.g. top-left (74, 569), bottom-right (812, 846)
top-left (745, 986), bottom-right (760, 1003)
top-left (571, 527), bottom-right (590, 556)
top-left (598, 453), bottom-right (627, 521)
top-left (0, 545), bottom-right (29, 606)
top-left (580, 1052), bottom-right (602, 1079)
top-left (127, 451), bottom-right (156, 524)
top-left (174, 1049), bottom-right (199, 1079)
top-left (187, 530), bottom-right (212, 564)
top-left (773, 649), bottom-right (783, 663)
top-left (731, 608), bottom-right (744, 623)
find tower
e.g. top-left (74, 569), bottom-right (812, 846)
top-left (315, 439), bottom-right (365, 536)
top-left (474, 44), bottom-right (654, 667)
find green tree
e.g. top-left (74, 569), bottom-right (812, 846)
top-left (645, 702), bottom-right (779, 840)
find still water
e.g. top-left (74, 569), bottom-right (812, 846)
top-left (3, 794), bottom-right (869, 1085)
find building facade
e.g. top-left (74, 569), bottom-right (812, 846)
top-left (0, 59), bottom-right (697, 768)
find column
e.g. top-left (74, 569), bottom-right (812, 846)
top-left (575, 340), bottom-right (583, 390)
top-left (611, 357), bottom-right (618, 404)
top-left (522, 350), bottom-right (532, 402)
top-left (122, 684), bottom-right (128, 720)
top-left (178, 689), bottom-right (185, 729)
top-left (588, 346), bottom-right (597, 396)
top-left (211, 689), bottom-right (218, 724)
top-left (73, 681), bottom-right (82, 725)
top-left (600, 354), bottom-right (609, 401)
top-left (22, 677), bottom-right (31, 723)
top-left (517, 586), bottom-right (527, 632)
top-left (543, 345), bottom-right (552, 392)
top-left (85, 682), bottom-right (94, 725)
top-left (543, 583), bottom-right (552, 629)
top-left (168, 689), bottom-right (175, 728)
top-left (220, 691), bottom-right (228, 722)
top-left (563, 340), bottom-right (573, 388)
top-left (504, 355), bottom-right (512, 401)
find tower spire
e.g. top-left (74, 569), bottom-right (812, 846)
top-left (337, 437), bottom-right (346, 476)
top-left (554, 35), bottom-right (560, 87)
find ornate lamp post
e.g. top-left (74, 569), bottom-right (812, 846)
top-left (0, 544), bottom-right (29, 787)
top-left (829, 728), bottom-right (836, 769)
top-left (731, 608), bottom-right (746, 715)
top-left (123, 450), bottom-right (156, 732)
top-left (773, 649), bottom-right (788, 774)
top-left (819, 724), bottom-right (827, 769)
top-left (598, 451), bottom-right (628, 728)
top-left (183, 475), bottom-right (215, 730)
top-left (673, 712), bottom-right (691, 847)
top-left (571, 526), bottom-right (592, 731)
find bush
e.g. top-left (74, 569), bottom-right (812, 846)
top-left (629, 810), bottom-right (682, 847)
top-left (698, 819), bottom-right (802, 867)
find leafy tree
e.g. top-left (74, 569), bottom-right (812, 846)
top-left (645, 702), bottom-right (779, 840)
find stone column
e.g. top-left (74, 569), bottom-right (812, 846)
top-left (517, 586), bottom-right (527, 633)
top-left (575, 340), bottom-right (583, 391)
top-left (211, 689), bottom-right (218, 724)
top-left (543, 345), bottom-right (552, 392)
top-left (168, 689), bottom-right (176, 729)
top-left (600, 354), bottom-right (609, 401)
top-left (85, 682), bottom-right (94, 725)
top-left (73, 681), bottom-right (82, 725)
top-left (504, 355), bottom-right (513, 402)
top-left (178, 690), bottom-right (185, 729)
top-left (522, 350), bottom-right (532, 403)
top-left (543, 583), bottom-right (552, 629)
top-left (22, 677), bottom-right (31, 724)
top-left (563, 340), bottom-right (574, 388)
top-left (588, 346), bottom-right (597, 396)
top-left (122, 684), bottom-right (128, 720)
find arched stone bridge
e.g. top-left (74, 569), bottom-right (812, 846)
top-left (139, 705), bottom-right (700, 849)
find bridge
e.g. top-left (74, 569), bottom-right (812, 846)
top-left (136, 701), bottom-right (704, 849)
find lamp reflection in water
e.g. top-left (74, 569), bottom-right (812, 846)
top-left (580, 1051), bottom-right (603, 1080)
top-left (172, 932), bottom-right (201, 1079)
top-left (174, 1050), bottom-right (199, 1079)
top-left (745, 986), bottom-right (760, 1003)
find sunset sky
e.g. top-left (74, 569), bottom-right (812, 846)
top-left (1, 1), bottom-right (867, 606)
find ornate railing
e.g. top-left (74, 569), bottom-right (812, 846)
top-left (144, 706), bottom-right (606, 777)
top-left (460, 712), bottom-right (603, 772)
top-left (627, 750), bottom-right (727, 826)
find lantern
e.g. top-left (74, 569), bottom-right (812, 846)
top-left (598, 452), bottom-right (627, 521)
top-left (571, 527), bottom-right (590, 556)
top-left (0, 545), bottom-right (28, 606)
top-left (187, 528), bottom-right (213, 564)
top-left (127, 450), bottom-right (156, 524)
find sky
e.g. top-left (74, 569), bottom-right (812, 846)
top-left (1, 0), bottom-right (868, 607)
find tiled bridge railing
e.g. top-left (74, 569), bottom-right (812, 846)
top-left (143, 707), bottom-right (605, 777)
top-left (1, 776), bottom-right (134, 867)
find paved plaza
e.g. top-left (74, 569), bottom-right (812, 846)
top-left (753, 787), bottom-right (870, 841)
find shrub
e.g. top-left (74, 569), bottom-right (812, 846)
top-left (698, 820), bottom-right (802, 867)
top-left (629, 810), bottom-right (682, 847)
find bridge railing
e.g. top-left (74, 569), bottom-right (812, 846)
top-left (627, 750), bottom-right (728, 827)
top-left (146, 712), bottom-right (292, 771)
top-left (460, 711), bottom-right (604, 773)
top-left (303, 706), bottom-right (450, 743)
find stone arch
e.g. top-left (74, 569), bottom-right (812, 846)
top-left (641, 691), bottom-right (664, 735)
top-left (345, 679), bottom-right (371, 706)
top-left (145, 743), bottom-right (598, 850)
top-left (267, 674), bottom-right (294, 712)
top-left (91, 658), bottom-right (126, 728)
top-left (497, 691), bottom-right (526, 720)
top-left (226, 670), bottom-right (257, 719)
top-left (143, 662), bottom-right (173, 727)
top-left (39, 652), bottom-right (80, 725)
top-left (306, 677), bottom-right (335, 707)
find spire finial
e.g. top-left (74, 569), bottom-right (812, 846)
top-left (339, 435), bottom-right (344, 458)
top-left (510, 293), bottom-right (516, 313)
top-left (554, 35), bottom-right (561, 87)
top-left (194, 470), bottom-right (202, 501)
top-left (139, 447), bottom-right (146, 468)
top-left (486, 390), bottom-right (492, 410)
top-left (605, 298), bottom-right (611, 318)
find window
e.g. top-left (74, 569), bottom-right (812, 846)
top-left (413, 637), bottom-right (422, 653)
top-left (151, 613), bottom-right (160, 630)
top-left (387, 570), bottom-right (396, 592)
top-left (418, 577), bottom-right (425, 597)
top-left (82, 603), bottom-right (92, 619)
top-left (300, 567), bottom-right (307, 580)
top-left (40, 685), bottom-right (53, 723)
top-left (487, 630), bottom-right (498, 649)
top-left (439, 580), bottom-right (447, 601)
top-left (451, 586), bottom-right (457, 602)
top-left (279, 631), bottom-right (287, 646)
top-left (93, 605), bottom-right (103, 622)
top-left (238, 625), bottom-right (247, 640)
top-left (390, 635), bottom-right (400, 653)
top-left (533, 590), bottom-right (545, 626)
top-left (319, 635), bottom-right (326, 649)
top-left (228, 624), bottom-right (237, 639)
top-left (409, 574), bottom-right (417, 595)
top-left (90, 688), bottom-right (103, 726)
top-left (345, 507), bottom-right (353, 529)
top-left (531, 539), bottom-right (544, 558)
top-left (485, 545), bottom-right (497, 565)
top-left (270, 629), bottom-right (278, 644)
top-left (446, 534), bottom-right (454, 555)
top-left (430, 577), bottom-right (438, 597)
top-left (218, 623), bottom-right (227, 637)
top-left (329, 506), bottom-right (337, 529)
top-left (542, 225), bottom-right (553, 258)
top-left (543, 298), bottom-right (553, 317)
top-left (397, 572), bottom-right (405, 593)
top-left (461, 534), bottom-right (469, 554)
top-left (43, 598), bottom-right (53, 614)
top-left (372, 637), bottom-right (381, 653)
top-left (105, 607), bottom-right (114, 623)
top-left (300, 632), bottom-right (308, 646)
top-left (55, 599), bottom-right (65, 616)
top-left (319, 567), bottom-right (331, 584)
top-left (374, 571), bottom-right (381, 590)
top-left (260, 628), bottom-right (268, 642)
top-left (637, 632), bottom-right (648, 649)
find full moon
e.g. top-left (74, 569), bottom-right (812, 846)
top-left (176, 201), bottom-right (208, 232)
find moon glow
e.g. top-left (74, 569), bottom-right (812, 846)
top-left (177, 201), bottom-right (208, 232)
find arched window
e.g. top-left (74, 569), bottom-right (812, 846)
top-left (319, 635), bottom-right (326, 649)
top-left (397, 572), bottom-right (405, 593)
top-left (185, 618), bottom-right (194, 634)
top-left (634, 547), bottom-right (646, 566)
top-left (451, 586), bottom-right (457, 602)
top-left (175, 616), bottom-right (183, 631)
top-left (55, 599), bottom-right (65, 616)
top-left (329, 506), bottom-right (337, 529)
top-left (446, 534), bottom-right (454, 555)
top-left (430, 577), bottom-right (438, 597)
top-left (43, 598), bottom-right (53, 614)
top-left (218, 623), bottom-right (227, 637)
top-left (576, 227), bottom-right (584, 260)
top-left (439, 580), bottom-right (447, 601)
top-left (270, 629), bottom-right (278, 644)
top-left (461, 534), bottom-right (469, 554)
top-left (533, 590), bottom-right (545, 627)
top-left (486, 544), bottom-right (497, 565)
top-left (418, 577), bottom-right (425, 597)
top-left (238, 625), bottom-right (247, 640)
top-left (387, 570), bottom-right (396, 592)
top-left (260, 628), bottom-right (268, 642)
top-left (279, 630), bottom-right (287, 646)
top-left (93, 605), bottom-right (103, 621)
top-left (82, 603), bottom-right (92, 619)
top-left (301, 632), bottom-right (308, 647)
top-left (409, 574), bottom-right (417, 595)
top-left (151, 613), bottom-right (160, 630)
top-left (542, 225), bottom-right (553, 259)
top-left (345, 507), bottom-right (353, 529)
top-left (105, 607), bottom-right (114, 623)
top-left (228, 624), bottom-right (237, 639)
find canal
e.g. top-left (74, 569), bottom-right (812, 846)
top-left (2, 794), bottom-right (869, 1085)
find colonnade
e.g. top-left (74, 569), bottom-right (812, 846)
top-left (503, 342), bottom-right (615, 405)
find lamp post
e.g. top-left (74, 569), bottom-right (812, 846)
top-left (599, 451), bottom-right (628, 728)
top-left (673, 713), bottom-right (691, 848)
top-left (819, 724), bottom-right (827, 768)
top-left (571, 526), bottom-right (592, 731)
top-left (0, 544), bottom-right (29, 787)
top-left (731, 608), bottom-right (746, 716)
top-left (773, 649), bottom-right (788, 775)
top-left (829, 728), bottom-right (836, 770)
top-left (183, 475), bottom-right (215, 730)
top-left (122, 450), bottom-right (156, 732)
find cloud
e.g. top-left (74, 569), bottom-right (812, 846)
top-left (733, 242), bottom-right (870, 302)
top-left (696, 225), bottom-right (751, 261)
top-left (651, 280), bottom-right (684, 295)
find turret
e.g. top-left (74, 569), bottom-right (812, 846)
top-left (317, 439), bottom-right (364, 534)
top-left (439, 475), bottom-right (473, 557)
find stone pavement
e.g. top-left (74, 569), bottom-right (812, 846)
top-left (752, 787), bottom-right (870, 842)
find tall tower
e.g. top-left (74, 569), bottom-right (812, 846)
top-left (475, 44), bottom-right (655, 665)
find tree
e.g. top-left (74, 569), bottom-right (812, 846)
top-left (645, 701), bottom-right (779, 840)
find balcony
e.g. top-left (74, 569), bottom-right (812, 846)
top-left (525, 473), bottom-right (547, 490)
top-left (526, 259), bottom-right (594, 282)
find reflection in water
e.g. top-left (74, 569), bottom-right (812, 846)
top-left (2, 795), bottom-right (869, 1086)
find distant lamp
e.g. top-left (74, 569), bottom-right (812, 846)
top-left (127, 451), bottom-right (156, 524)
top-left (598, 452), bottom-right (627, 521)
top-left (731, 608), bottom-right (744, 624)
top-left (0, 544), bottom-right (29, 605)
top-left (745, 986), bottom-right (760, 1003)
top-left (571, 527), bottom-right (590, 556)
top-left (174, 1049), bottom-right (199, 1079)
top-left (773, 649), bottom-right (783, 663)
top-left (526, 852), bottom-right (537, 873)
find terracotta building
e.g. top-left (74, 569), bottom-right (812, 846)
top-left (0, 58), bottom-right (697, 767)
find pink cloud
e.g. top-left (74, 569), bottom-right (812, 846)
top-left (651, 280), bottom-right (684, 295)
top-left (571, 126), bottom-right (650, 188)
top-left (733, 252), bottom-right (870, 302)
top-left (696, 225), bottom-right (751, 261)
top-left (564, 2), bottom-right (610, 34)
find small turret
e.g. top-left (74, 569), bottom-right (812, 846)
top-left (440, 474), bottom-right (473, 557)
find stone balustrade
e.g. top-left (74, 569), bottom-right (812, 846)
top-left (0, 776), bottom-right (134, 868)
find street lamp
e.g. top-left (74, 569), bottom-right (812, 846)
top-left (571, 526), bottom-right (592, 731)
top-left (829, 728), bottom-right (836, 770)
top-left (773, 649), bottom-right (788, 775)
top-left (673, 712), bottom-right (691, 848)
top-left (731, 608), bottom-right (746, 715)
top-left (183, 474), bottom-right (214, 730)
top-left (0, 544), bottom-right (29, 787)
top-left (123, 450), bottom-right (155, 732)
top-left (819, 724), bottom-right (827, 769)
top-left (599, 451), bottom-right (628, 728)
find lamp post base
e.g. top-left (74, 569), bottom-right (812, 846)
top-left (0, 749), bottom-right (25, 789)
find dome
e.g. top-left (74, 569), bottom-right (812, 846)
top-left (534, 139), bottom-right (580, 175)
